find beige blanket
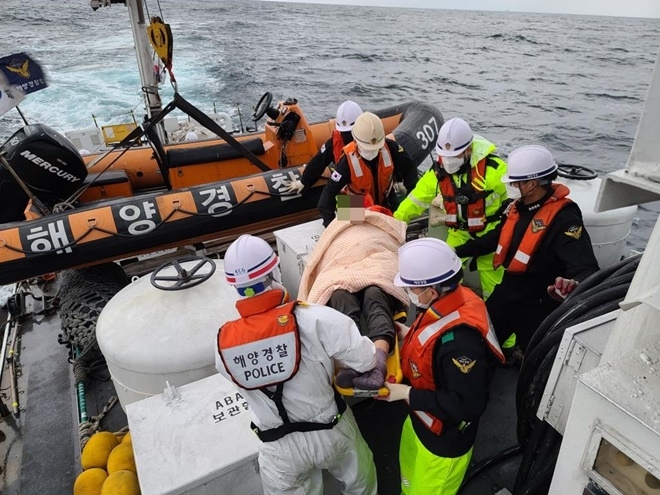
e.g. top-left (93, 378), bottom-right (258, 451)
top-left (298, 211), bottom-right (409, 306)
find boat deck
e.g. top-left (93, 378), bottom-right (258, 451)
top-left (0, 285), bottom-right (520, 495)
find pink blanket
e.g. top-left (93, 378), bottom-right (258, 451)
top-left (298, 211), bottom-right (409, 306)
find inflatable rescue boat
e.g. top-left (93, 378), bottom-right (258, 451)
top-left (0, 93), bottom-right (443, 285)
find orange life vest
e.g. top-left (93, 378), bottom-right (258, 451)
top-left (493, 183), bottom-right (571, 273)
top-left (341, 141), bottom-right (394, 205)
top-left (332, 130), bottom-right (345, 164)
top-left (218, 289), bottom-right (301, 391)
top-left (439, 157), bottom-right (490, 232)
top-left (400, 286), bottom-right (504, 435)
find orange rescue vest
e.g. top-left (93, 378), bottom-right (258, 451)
top-left (341, 141), bottom-right (394, 205)
top-left (493, 183), bottom-right (571, 273)
top-left (332, 130), bottom-right (345, 164)
top-left (218, 289), bottom-right (301, 391)
top-left (400, 286), bottom-right (504, 435)
top-left (439, 157), bottom-right (490, 233)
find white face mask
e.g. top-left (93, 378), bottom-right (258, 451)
top-left (407, 287), bottom-right (431, 309)
top-left (442, 156), bottom-right (464, 174)
top-left (505, 183), bottom-right (521, 200)
top-left (358, 147), bottom-right (379, 161)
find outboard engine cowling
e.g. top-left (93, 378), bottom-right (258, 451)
top-left (0, 124), bottom-right (88, 220)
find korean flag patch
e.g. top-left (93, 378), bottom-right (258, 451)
top-left (331, 170), bottom-right (342, 182)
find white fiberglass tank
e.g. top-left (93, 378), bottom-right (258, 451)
top-left (561, 176), bottom-right (638, 269)
top-left (96, 257), bottom-right (239, 410)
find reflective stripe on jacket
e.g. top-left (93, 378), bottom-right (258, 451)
top-left (400, 286), bottom-right (504, 435)
top-left (439, 156), bottom-right (489, 232)
top-left (341, 141), bottom-right (394, 205)
top-left (394, 136), bottom-right (507, 247)
top-left (493, 183), bottom-right (571, 273)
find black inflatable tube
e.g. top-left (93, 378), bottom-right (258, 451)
top-left (391, 102), bottom-right (444, 167)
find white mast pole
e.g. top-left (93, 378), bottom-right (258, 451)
top-left (126, 0), bottom-right (167, 143)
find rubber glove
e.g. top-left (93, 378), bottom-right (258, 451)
top-left (379, 382), bottom-right (411, 402)
top-left (282, 178), bottom-right (304, 194)
top-left (547, 277), bottom-right (578, 301)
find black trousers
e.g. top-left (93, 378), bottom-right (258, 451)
top-left (327, 286), bottom-right (396, 349)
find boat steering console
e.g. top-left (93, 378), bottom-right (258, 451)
top-left (252, 91), bottom-right (301, 146)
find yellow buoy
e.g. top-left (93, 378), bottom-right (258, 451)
top-left (100, 470), bottom-right (141, 495)
top-left (107, 443), bottom-right (137, 474)
top-left (121, 432), bottom-right (132, 445)
top-left (81, 432), bottom-right (120, 470)
top-left (73, 468), bottom-right (108, 495)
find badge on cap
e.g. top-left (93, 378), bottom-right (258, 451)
top-left (341, 120), bottom-right (347, 126)
top-left (371, 137), bottom-right (378, 144)
top-left (445, 143), bottom-right (452, 150)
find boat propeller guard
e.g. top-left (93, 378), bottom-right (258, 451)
top-left (150, 256), bottom-right (216, 291)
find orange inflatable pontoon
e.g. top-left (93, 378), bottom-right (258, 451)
top-left (0, 93), bottom-right (443, 285)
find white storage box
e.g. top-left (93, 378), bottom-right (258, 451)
top-left (537, 310), bottom-right (617, 435)
top-left (127, 373), bottom-right (263, 495)
top-left (274, 219), bottom-right (324, 298)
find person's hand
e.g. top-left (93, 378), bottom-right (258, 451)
top-left (395, 322), bottom-right (410, 340)
top-left (378, 383), bottom-right (411, 402)
top-left (547, 277), bottom-right (578, 301)
top-left (282, 178), bottom-right (304, 195)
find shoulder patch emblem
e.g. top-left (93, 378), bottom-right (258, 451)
top-left (565, 225), bottom-right (583, 239)
top-left (398, 144), bottom-right (404, 153)
top-left (409, 359), bottom-right (422, 379)
top-left (452, 356), bottom-right (476, 374)
top-left (330, 170), bottom-right (342, 182)
top-left (277, 315), bottom-right (289, 326)
top-left (531, 218), bottom-right (546, 233)
top-left (320, 143), bottom-right (326, 153)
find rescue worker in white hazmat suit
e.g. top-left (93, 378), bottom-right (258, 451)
top-left (215, 234), bottom-right (378, 495)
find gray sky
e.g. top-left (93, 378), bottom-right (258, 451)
top-left (262, 0), bottom-right (660, 18)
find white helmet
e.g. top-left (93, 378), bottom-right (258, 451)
top-left (435, 118), bottom-right (473, 157)
top-left (352, 112), bottom-right (385, 151)
top-left (502, 145), bottom-right (558, 183)
top-left (185, 131), bottom-right (199, 141)
top-left (335, 100), bottom-right (363, 132)
top-left (224, 235), bottom-right (279, 293)
top-left (394, 238), bottom-right (462, 287)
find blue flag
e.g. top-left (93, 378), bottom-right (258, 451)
top-left (0, 52), bottom-right (48, 95)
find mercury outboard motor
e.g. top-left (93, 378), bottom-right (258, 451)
top-left (0, 124), bottom-right (88, 223)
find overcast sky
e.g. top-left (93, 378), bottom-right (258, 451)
top-left (262, 0), bottom-right (660, 18)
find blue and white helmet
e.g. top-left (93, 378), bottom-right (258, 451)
top-left (224, 235), bottom-right (280, 296)
top-left (502, 145), bottom-right (558, 183)
top-left (394, 238), bottom-right (461, 288)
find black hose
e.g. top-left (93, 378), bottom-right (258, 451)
top-left (511, 254), bottom-right (639, 494)
top-left (458, 445), bottom-right (523, 493)
top-left (526, 271), bottom-right (634, 354)
top-left (517, 284), bottom-right (630, 417)
top-left (566, 253), bottom-right (640, 299)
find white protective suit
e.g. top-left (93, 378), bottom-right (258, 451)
top-left (215, 302), bottom-right (378, 495)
